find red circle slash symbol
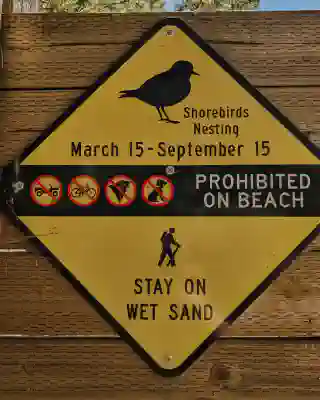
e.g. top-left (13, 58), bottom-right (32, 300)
top-left (30, 175), bottom-right (62, 207)
top-left (68, 175), bottom-right (100, 207)
top-left (105, 175), bottom-right (136, 207)
top-left (142, 175), bottom-right (174, 207)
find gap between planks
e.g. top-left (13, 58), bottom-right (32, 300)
top-left (1, 84), bottom-right (320, 92)
top-left (0, 248), bottom-right (27, 252)
top-left (2, 248), bottom-right (319, 253)
top-left (1, 335), bottom-right (320, 342)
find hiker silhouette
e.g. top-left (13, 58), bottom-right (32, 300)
top-left (109, 180), bottom-right (130, 203)
top-left (158, 228), bottom-right (181, 267)
top-left (119, 60), bottom-right (199, 124)
top-left (148, 179), bottom-right (167, 203)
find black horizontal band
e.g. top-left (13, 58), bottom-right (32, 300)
top-left (12, 165), bottom-right (320, 217)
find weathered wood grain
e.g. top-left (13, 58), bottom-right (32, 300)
top-left (0, 87), bottom-right (319, 165)
top-left (2, 13), bottom-right (320, 89)
top-left (1, 340), bottom-right (320, 399)
top-left (0, 233), bottom-right (319, 336)
top-left (3, 42), bottom-right (320, 88)
top-left (3, 12), bottom-right (320, 46)
top-left (0, 15), bottom-right (318, 339)
top-left (0, 13), bottom-right (319, 399)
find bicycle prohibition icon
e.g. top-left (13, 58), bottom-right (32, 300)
top-left (70, 183), bottom-right (97, 200)
top-left (68, 175), bottom-right (100, 206)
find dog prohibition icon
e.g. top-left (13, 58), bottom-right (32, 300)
top-left (142, 175), bottom-right (174, 207)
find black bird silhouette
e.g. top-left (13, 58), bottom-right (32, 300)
top-left (148, 179), bottom-right (168, 203)
top-left (119, 60), bottom-right (199, 124)
top-left (109, 180), bottom-right (130, 203)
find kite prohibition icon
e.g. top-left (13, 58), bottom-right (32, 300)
top-left (105, 175), bottom-right (136, 207)
top-left (3, 17), bottom-right (319, 377)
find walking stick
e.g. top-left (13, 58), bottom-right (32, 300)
top-left (167, 246), bottom-right (180, 267)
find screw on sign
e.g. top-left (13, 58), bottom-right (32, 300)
top-left (30, 175), bottom-right (62, 207)
top-left (142, 175), bottom-right (174, 207)
top-left (68, 175), bottom-right (100, 206)
top-left (105, 175), bottom-right (136, 207)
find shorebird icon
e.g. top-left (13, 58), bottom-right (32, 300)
top-left (119, 60), bottom-right (199, 124)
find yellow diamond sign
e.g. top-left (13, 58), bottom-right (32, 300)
top-left (6, 18), bottom-right (320, 376)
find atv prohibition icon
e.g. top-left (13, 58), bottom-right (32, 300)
top-left (34, 185), bottom-right (60, 197)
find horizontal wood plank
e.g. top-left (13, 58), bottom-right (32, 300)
top-left (0, 87), bottom-right (319, 165)
top-left (2, 13), bottom-right (320, 89)
top-left (1, 340), bottom-right (320, 398)
top-left (3, 42), bottom-right (320, 88)
top-left (4, 12), bottom-right (320, 46)
top-left (0, 229), bottom-right (319, 337)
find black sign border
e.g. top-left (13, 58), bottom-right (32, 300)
top-left (3, 17), bottom-right (320, 377)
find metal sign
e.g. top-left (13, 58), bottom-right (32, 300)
top-left (4, 18), bottom-right (320, 376)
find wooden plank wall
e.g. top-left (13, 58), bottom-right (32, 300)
top-left (0, 12), bottom-right (319, 399)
